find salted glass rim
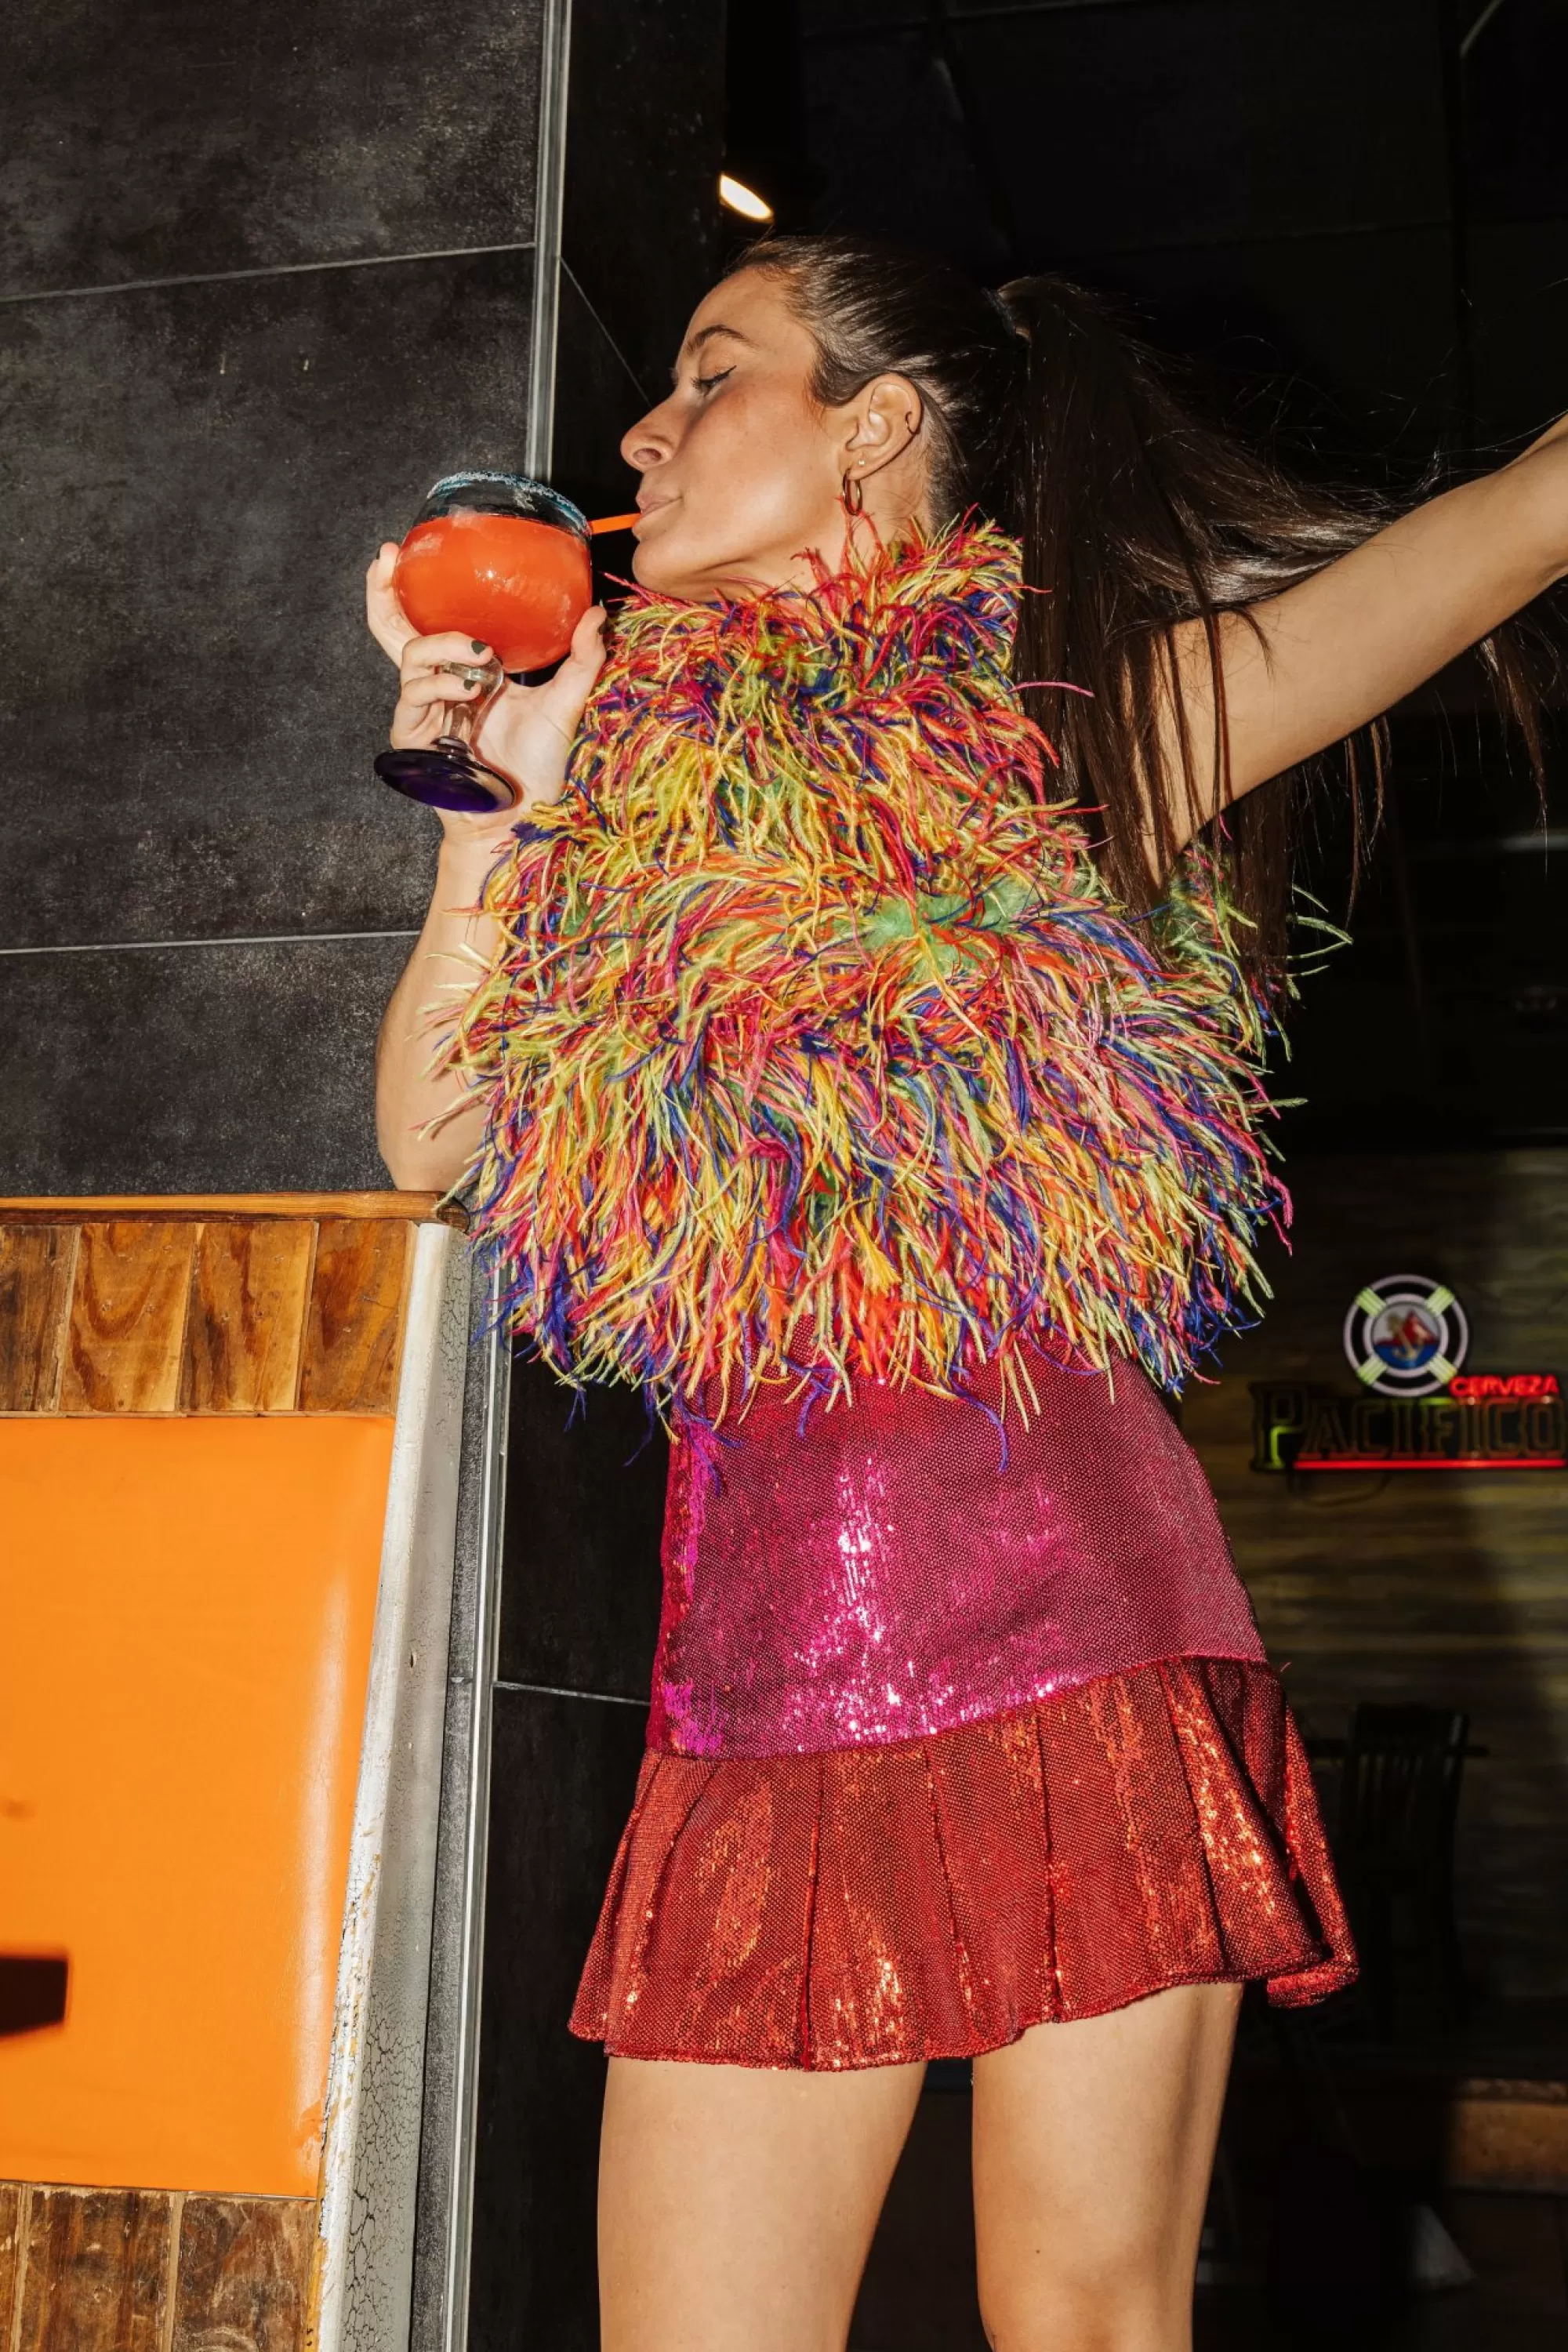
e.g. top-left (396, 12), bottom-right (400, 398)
top-left (415, 470), bottom-right (590, 537)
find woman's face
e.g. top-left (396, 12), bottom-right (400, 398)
top-left (620, 268), bottom-right (927, 601)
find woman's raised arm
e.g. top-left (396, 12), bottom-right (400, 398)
top-left (366, 548), bottom-right (606, 1192)
top-left (1160, 415), bottom-right (1568, 854)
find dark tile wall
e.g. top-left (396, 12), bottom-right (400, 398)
top-left (561, 0), bottom-right (728, 405)
top-left (799, 0), bottom-right (1568, 466)
top-left (0, 5), bottom-right (544, 1195)
top-left (0, 0), bottom-right (539, 292)
top-left (550, 265), bottom-right (650, 524)
top-left (2, 250), bottom-right (537, 955)
top-left (499, 1362), bottom-right (666, 1703)
top-left (1085, 227), bottom-right (1463, 460)
top-left (469, 1686), bottom-right (649, 2352)
top-left (2, 906), bottom-right (417, 1197)
top-left (806, 0), bottom-right (1453, 301)
top-left (550, 0), bottom-right (729, 523)
top-left (793, 0), bottom-right (1568, 1158)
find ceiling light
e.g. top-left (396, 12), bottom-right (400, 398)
top-left (719, 173), bottom-right (773, 223)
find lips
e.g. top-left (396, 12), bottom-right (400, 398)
top-left (633, 493), bottom-right (676, 528)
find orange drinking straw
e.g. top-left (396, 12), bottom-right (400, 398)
top-left (589, 511), bottom-right (641, 535)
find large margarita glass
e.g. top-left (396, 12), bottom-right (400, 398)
top-left (374, 470), bottom-right (596, 812)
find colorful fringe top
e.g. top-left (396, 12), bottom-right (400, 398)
top-left (443, 518), bottom-right (1286, 1421)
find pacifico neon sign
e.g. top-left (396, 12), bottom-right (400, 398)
top-left (1250, 1274), bottom-right (1565, 1473)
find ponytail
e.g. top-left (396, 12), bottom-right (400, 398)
top-left (993, 271), bottom-right (1388, 981)
top-left (730, 236), bottom-right (1552, 993)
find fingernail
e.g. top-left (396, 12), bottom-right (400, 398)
top-left (471, 639), bottom-right (490, 655)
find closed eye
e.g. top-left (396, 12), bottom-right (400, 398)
top-left (693, 367), bottom-right (734, 395)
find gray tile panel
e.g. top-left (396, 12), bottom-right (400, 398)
top-left (0, 249), bottom-right (534, 950)
top-left (0, 0), bottom-right (541, 297)
top-left (0, 932), bottom-right (412, 1192)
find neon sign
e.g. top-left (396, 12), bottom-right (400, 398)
top-left (1342, 1272), bottom-right (1468, 1399)
top-left (1251, 1275), bottom-right (1564, 1472)
top-left (1251, 1377), bottom-right (1564, 1472)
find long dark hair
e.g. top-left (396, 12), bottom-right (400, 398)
top-left (727, 234), bottom-right (1549, 990)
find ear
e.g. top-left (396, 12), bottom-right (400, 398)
top-left (839, 373), bottom-right (924, 484)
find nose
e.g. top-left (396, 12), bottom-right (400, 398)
top-left (620, 397), bottom-right (677, 475)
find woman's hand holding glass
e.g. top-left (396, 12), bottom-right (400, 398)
top-left (365, 542), bottom-right (607, 855)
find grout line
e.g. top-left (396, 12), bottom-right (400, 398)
top-left (0, 239), bottom-right (536, 309)
top-left (0, 929), bottom-right (419, 957)
top-left (495, 1679), bottom-right (648, 1709)
top-left (561, 260), bottom-right (652, 407)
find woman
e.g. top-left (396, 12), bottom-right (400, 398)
top-left (371, 240), bottom-right (1564, 2351)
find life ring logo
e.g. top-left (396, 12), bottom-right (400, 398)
top-left (1343, 1274), bottom-right (1469, 1399)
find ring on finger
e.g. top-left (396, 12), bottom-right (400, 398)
top-left (434, 659), bottom-right (500, 691)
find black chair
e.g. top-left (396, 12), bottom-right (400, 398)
top-left (1333, 1703), bottom-right (1471, 2038)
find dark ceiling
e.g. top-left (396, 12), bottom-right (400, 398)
top-left (724, 0), bottom-right (1568, 1149)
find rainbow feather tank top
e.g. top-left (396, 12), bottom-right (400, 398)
top-left (444, 519), bottom-right (1286, 1421)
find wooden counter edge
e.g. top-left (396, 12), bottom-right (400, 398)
top-left (0, 1192), bottom-right (468, 1229)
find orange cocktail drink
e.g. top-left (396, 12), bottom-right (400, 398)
top-left (394, 504), bottom-right (593, 674)
top-left (374, 471), bottom-right (596, 811)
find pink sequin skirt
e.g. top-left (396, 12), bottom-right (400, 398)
top-left (571, 1655), bottom-right (1356, 2069)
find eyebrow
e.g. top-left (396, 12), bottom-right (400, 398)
top-left (670, 322), bottom-right (750, 387)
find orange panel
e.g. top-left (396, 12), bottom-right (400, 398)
top-left (0, 1415), bottom-right (395, 2195)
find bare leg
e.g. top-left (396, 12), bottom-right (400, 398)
top-left (972, 1982), bottom-right (1242, 2351)
top-left (598, 2052), bottom-right (925, 2352)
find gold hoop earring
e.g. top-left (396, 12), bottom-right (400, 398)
top-left (842, 466), bottom-right (865, 517)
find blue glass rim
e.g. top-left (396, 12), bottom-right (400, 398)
top-left (415, 470), bottom-right (590, 538)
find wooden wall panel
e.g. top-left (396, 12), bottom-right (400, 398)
top-left (0, 2187), bottom-right (315, 2352)
top-left (0, 1193), bottom-right (454, 1224)
top-left (1185, 1148), bottom-right (1568, 1999)
top-left (180, 1222), bottom-right (314, 1414)
top-left (0, 1228), bottom-right (76, 1412)
top-left (297, 1218), bottom-right (410, 1414)
top-left (0, 1200), bottom-right (438, 1417)
top-left (58, 1223), bottom-right (195, 1414)
top-left (12, 2185), bottom-right (172, 2352)
top-left (171, 2194), bottom-right (314, 2352)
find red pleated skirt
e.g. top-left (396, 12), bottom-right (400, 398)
top-left (571, 1656), bottom-right (1356, 2070)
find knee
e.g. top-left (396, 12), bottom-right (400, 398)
top-left (978, 2259), bottom-right (1178, 2352)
